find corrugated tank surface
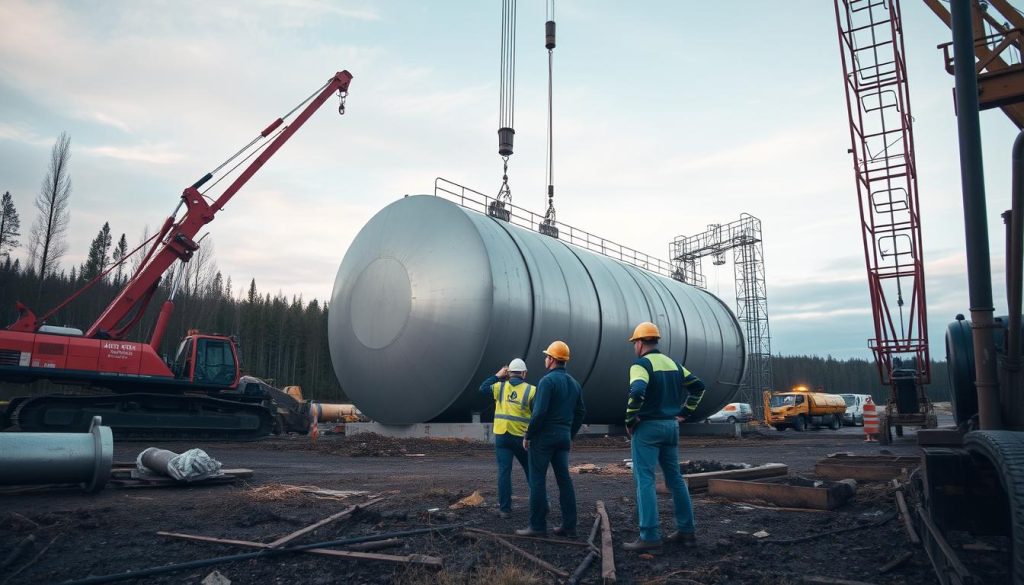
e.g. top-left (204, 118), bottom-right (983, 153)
top-left (329, 195), bottom-right (746, 424)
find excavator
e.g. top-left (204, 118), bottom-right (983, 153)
top-left (0, 70), bottom-right (353, 440)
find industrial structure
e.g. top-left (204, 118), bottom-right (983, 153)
top-left (670, 215), bottom-right (772, 417)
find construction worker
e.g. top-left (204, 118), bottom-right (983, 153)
top-left (515, 340), bottom-right (586, 538)
top-left (622, 322), bottom-right (706, 553)
top-left (478, 358), bottom-right (535, 519)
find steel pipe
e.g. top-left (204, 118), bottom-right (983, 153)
top-left (0, 415), bottom-right (112, 492)
top-left (952, 0), bottom-right (1002, 429)
top-left (328, 195), bottom-right (746, 424)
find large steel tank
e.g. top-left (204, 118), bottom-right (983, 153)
top-left (329, 195), bottom-right (746, 424)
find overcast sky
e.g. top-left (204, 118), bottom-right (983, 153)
top-left (1, 1), bottom-right (1020, 362)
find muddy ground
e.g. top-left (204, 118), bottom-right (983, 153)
top-left (0, 425), bottom-right (1008, 584)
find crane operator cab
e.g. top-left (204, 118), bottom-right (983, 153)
top-left (171, 331), bottom-right (239, 387)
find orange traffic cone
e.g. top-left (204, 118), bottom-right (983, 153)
top-left (862, 396), bottom-right (879, 442)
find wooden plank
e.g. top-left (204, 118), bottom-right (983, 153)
top-left (342, 538), bottom-right (403, 552)
top-left (684, 463), bottom-right (788, 491)
top-left (156, 531), bottom-right (442, 567)
top-left (802, 577), bottom-right (879, 585)
top-left (467, 528), bottom-right (590, 548)
top-left (708, 479), bottom-right (839, 510)
top-left (815, 463), bottom-right (909, 482)
top-left (595, 500), bottom-right (616, 583)
top-left (894, 490), bottom-right (920, 545)
top-left (824, 454), bottom-right (920, 464)
top-left (461, 530), bottom-right (568, 578)
top-left (267, 497), bottom-right (384, 548)
top-left (878, 551), bottom-right (913, 574)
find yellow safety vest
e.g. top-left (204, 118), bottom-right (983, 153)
top-left (492, 380), bottom-right (535, 436)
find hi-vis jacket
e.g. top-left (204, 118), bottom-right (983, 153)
top-left (625, 350), bottom-right (705, 425)
top-left (479, 375), bottom-right (536, 436)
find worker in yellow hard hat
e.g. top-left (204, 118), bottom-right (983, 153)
top-left (515, 340), bottom-right (586, 538)
top-left (622, 322), bottom-right (706, 553)
top-left (478, 358), bottom-right (536, 519)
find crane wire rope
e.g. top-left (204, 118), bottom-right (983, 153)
top-left (497, 0), bottom-right (517, 205)
top-left (543, 0), bottom-right (557, 227)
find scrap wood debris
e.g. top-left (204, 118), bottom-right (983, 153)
top-left (570, 462), bottom-right (631, 476)
top-left (460, 529), bottom-right (568, 579)
top-left (449, 490), bottom-right (485, 509)
top-left (245, 483), bottom-right (372, 502)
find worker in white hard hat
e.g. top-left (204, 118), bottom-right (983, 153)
top-left (479, 358), bottom-right (536, 519)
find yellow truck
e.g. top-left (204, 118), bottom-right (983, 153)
top-left (762, 385), bottom-right (847, 432)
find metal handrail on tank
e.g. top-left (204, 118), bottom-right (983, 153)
top-left (434, 177), bottom-right (681, 280)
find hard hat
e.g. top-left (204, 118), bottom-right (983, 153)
top-left (629, 322), bottom-right (661, 342)
top-left (507, 358), bottom-right (528, 372)
top-left (542, 340), bottom-right (571, 362)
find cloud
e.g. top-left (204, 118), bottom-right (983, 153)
top-left (75, 111), bottom-right (133, 134)
top-left (0, 123), bottom-right (53, 147)
top-left (81, 144), bottom-right (185, 165)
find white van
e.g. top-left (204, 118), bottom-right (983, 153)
top-left (839, 394), bottom-right (872, 426)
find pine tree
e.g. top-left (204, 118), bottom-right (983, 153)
top-left (210, 271), bottom-right (224, 299)
top-left (82, 222), bottom-right (113, 281)
top-left (0, 191), bottom-right (20, 259)
top-left (247, 279), bottom-right (258, 304)
top-left (111, 233), bottom-right (128, 285)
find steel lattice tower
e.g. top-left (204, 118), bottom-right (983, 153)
top-left (670, 214), bottom-right (772, 416)
top-left (834, 0), bottom-right (930, 388)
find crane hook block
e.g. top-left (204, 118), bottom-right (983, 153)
top-left (498, 127), bottom-right (515, 157)
top-left (545, 21), bottom-right (556, 50)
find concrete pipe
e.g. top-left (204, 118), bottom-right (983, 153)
top-left (329, 195), bottom-right (746, 424)
top-left (0, 415), bottom-right (113, 492)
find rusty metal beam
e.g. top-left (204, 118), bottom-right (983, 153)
top-left (927, 0), bottom-right (1024, 128)
top-left (988, 0), bottom-right (1024, 31)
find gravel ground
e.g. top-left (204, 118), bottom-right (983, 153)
top-left (0, 423), bottom-right (1006, 584)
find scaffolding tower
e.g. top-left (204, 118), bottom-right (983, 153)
top-left (670, 214), bottom-right (772, 416)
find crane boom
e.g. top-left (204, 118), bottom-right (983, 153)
top-left (833, 0), bottom-right (934, 440)
top-left (7, 71), bottom-right (353, 344)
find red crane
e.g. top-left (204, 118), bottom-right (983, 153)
top-left (833, 0), bottom-right (935, 441)
top-left (0, 71), bottom-right (352, 439)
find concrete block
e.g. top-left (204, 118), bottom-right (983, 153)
top-left (346, 422), bottom-right (495, 443)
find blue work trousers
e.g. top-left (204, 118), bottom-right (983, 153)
top-left (495, 432), bottom-right (530, 513)
top-left (631, 419), bottom-right (695, 542)
top-left (528, 430), bottom-right (577, 532)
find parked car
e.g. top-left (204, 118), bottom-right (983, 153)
top-left (705, 402), bottom-right (753, 424)
top-left (839, 393), bottom-right (872, 426)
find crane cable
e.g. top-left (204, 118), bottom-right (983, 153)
top-left (543, 0), bottom-right (557, 227)
top-left (497, 0), bottom-right (517, 205)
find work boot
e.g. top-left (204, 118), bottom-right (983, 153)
top-left (622, 539), bottom-right (663, 553)
top-left (665, 531), bottom-right (697, 546)
top-left (552, 525), bottom-right (577, 538)
top-left (515, 526), bottom-right (547, 537)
